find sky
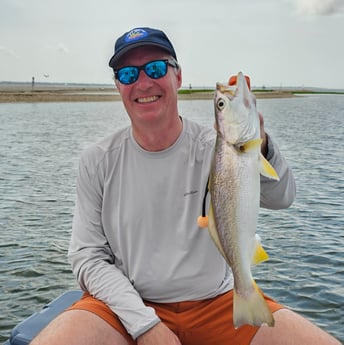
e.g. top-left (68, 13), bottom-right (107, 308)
top-left (1, 0), bottom-right (343, 89)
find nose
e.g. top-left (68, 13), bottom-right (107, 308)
top-left (136, 69), bottom-right (154, 87)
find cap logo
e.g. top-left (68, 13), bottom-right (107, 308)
top-left (125, 28), bottom-right (148, 43)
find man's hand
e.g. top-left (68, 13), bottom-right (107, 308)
top-left (259, 112), bottom-right (268, 157)
top-left (137, 322), bottom-right (182, 345)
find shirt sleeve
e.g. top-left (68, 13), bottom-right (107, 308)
top-left (260, 134), bottom-right (296, 209)
top-left (68, 150), bottom-right (160, 339)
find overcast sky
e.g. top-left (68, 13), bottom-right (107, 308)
top-left (1, 0), bottom-right (343, 89)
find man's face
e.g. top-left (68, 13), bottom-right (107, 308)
top-left (115, 46), bottom-right (182, 126)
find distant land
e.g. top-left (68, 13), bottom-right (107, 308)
top-left (1, 81), bottom-right (344, 93)
top-left (0, 81), bottom-right (343, 103)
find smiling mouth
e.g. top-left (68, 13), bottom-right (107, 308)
top-left (136, 95), bottom-right (160, 104)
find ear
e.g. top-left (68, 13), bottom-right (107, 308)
top-left (176, 67), bottom-right (182, 89)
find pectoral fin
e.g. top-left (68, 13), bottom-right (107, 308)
top-left (259, 154), bottom-right (279, 180)
top-left (238, 138), bottom-right (263, 153)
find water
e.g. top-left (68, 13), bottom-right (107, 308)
top-left (0, 95), bottom-right (343, 342)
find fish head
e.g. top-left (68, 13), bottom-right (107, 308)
top-left (215, 72), bottom-right (260, 145)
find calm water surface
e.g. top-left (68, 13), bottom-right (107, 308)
top-left (0, 95), bottom-right (343, 342)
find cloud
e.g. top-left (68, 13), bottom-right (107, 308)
top-left (45, 43), bottom-right (69, 54)
top-left (0, 46), bottom-right (19, 58)
top-left (295, 0), bottom-right (344, 15)
top-left (56, 43), bottom-right (69, 54)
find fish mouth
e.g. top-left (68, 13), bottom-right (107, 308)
top-left (136, 95), bottom-right (161, 104)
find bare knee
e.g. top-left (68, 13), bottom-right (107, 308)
top-left (30, 309), bottom-right (130, 345)
top-left (251, 308), bottom-right (341, 345)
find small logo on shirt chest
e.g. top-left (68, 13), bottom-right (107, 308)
top-left (184, 190), bottom-right (198, 197)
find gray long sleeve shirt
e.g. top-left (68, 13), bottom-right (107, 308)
top-left (68, 117), bottom-right (296, 339)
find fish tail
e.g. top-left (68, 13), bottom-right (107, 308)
top-left (233, 281), bottom-right (275, 329)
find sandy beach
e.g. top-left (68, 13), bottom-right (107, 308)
top-left (0, 86), bottom-right (121, 103)
top-left (0, 85), bottom-right (297, 103)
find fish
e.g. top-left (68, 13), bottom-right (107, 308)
top-left (207, 72), bottom-right (279, 328)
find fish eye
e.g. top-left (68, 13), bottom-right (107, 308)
top-left (217, 98), bottom-right (226, 110)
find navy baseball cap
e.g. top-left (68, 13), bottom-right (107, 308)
top-left (109, 27), bottom-right (177, 68)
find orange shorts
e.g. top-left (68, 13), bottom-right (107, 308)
top-left (67, 290), bottom-right (283, 345)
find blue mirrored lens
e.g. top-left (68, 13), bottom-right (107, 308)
top-left (117, 67), bottom-right (139, 85)
top-left (145, 61), bottom-right (167, 79)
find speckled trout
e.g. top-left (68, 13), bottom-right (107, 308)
top-left (208, 72), bottom-right (279, 328)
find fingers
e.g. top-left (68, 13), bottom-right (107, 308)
top-left (259, 112), bottom-right (268, 157)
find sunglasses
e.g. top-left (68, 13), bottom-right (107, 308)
top-left (114, 59), bottom-right (178, 85)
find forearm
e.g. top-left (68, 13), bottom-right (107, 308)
top-left (260, 134), bottom-right (296, 209)
top-left (69, 243), bottom-right (160, 339)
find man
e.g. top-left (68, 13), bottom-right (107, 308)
top-left (31, 27), bottom-right (340, 345)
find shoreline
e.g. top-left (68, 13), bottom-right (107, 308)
top-left (0, 87), bottom-right (121, 103)
top-left (0, 86), bottom-right (339, 103)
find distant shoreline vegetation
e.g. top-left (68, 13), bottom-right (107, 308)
top-left (177, 88), bottom-right (344, 100)
top-left (178, 89), bottom-right (214, 94)
top-left (253, 89), bottom-right (344, 95)
top-left (178, 88), bottom-right (344, 95)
